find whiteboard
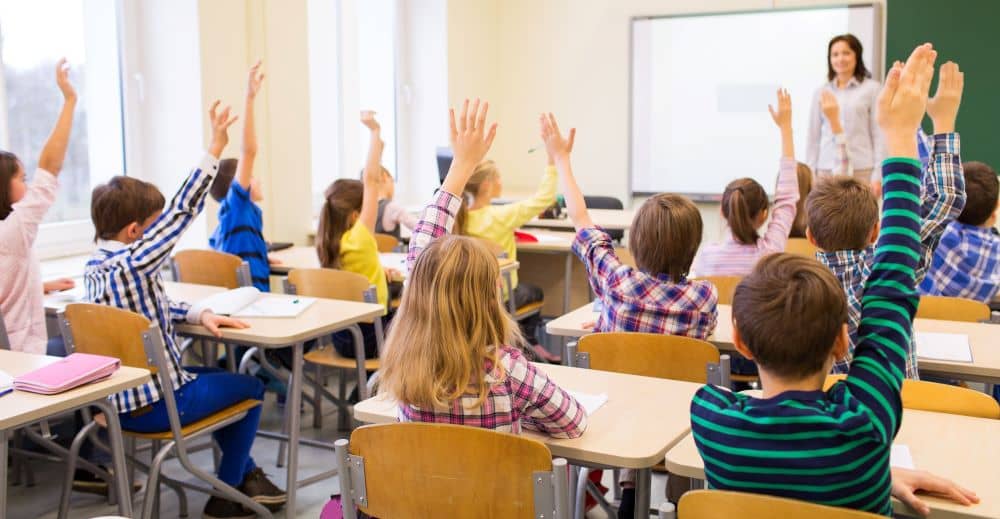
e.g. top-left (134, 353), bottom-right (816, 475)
top-left (630, 5), bottom-right (881, 198)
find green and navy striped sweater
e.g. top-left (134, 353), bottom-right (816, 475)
top-left (690, 157), bottom-right (923, 516)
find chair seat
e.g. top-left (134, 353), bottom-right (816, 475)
top-left (514, 301), bottom-right (544, 319)
top-left (305, 347), bottom-right (381, 370)
top-left (95, 399), bottom-right (262, 440)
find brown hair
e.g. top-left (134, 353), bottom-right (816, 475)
top-left (0, 151), bottom-right (22, 220)
top-left (91, 176), bottom-right (166, 241)
top-left (317, 179), bottom-right (364, 268)
top-left (806, 176), bottom-right (878, 251)
top-left (958, 161), bottom-right (999, 226)
top-left (629, 193), bottom-right (703, 280)
top-left (733, 253), bottom-right (847, 379)
top-left (827, 34), bottom-right (870, 83)
top-left (209, 158), bottom-right (238, 202)
top-left (788, 162), bottom-right (814, 238)
top-left (722, 178), bottom-right (768, 244)
top-left (454, 160), bottom-right (499, 235)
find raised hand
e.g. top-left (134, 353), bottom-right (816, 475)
top-left (877, 43), bottom-right (937, 157)
top-left (208, 100), bottom-right (239, 158)
top-left (246, 59), bottom-right (265, 99)
top-left (55, 58), bottom-right (76, 101)
top-left (926, 61), bottom-right (963, 134)
top-left (768, 88), bottom-right (792, 129)
top-left (539, 112), bottom-right (576, 164)
top-left (441, 98), bottom-right (497, 196)
top-left (361, 110), bottom-right (381, 133)
top-left (820, 90), bottom-right (844, 134)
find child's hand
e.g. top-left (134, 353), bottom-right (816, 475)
top-left (246, 59), bottom-right (265, 99)
top-left (539, 113), bottom-right (576, 164)
top-left (267, 256), bottom-right (283, 266)
top-left (449, 98), bottom-right (497, 168)
top-left (361, 110), bottom-right (381, 133)
top-left (207, 100), bottom-right (239, 158)
top-left (877, 43), bottom-right (937, 157)
top-left (55, 58), bottom-right (76, 101)
top-left (43, 278), bottom-right (75, 294)
top-left (767, 88), bottom-right (792, 130)
top-left (199, 311), bottom-right (250, 338)
top-left (384, 267), bottom-right (403, 282)
top-left (891, 468), bottom-right (978, 517)
top-left (925, 61), bottom-right (963, 134)
top-left (819, 90), bottom-right (844, 134)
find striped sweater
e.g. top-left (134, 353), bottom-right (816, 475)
top-left (690, 157), bottom-right (923, 516)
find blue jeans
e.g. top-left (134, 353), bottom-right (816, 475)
top-left (118, 367), bottom-right (264, 486)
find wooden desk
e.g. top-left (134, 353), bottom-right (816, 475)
top-left (354, 363), bottom-right (702, 519)
top-left (664, 409), bottom-right (1000, 519)
top-left (268, 246), bottom-right (518, 281)
top-left (0, 350), bottom-right (150, 517)
top-left (524, 209), bottom-right (634, 231)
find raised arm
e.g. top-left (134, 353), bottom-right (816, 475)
top-left (37, 58), bottom-right (77, 175)
top-left (540, 113), bottom-right (593, 230)
top-left (235, 60), bottom-right (264, 190)
top-left (359, 111), bottom-right (384, 233)
top-left (489, 165), bottom-right (558, 230)
top-left (759, 89), bottom-right (799, 252)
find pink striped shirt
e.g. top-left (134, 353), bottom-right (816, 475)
top-left (692, 158), bottom-right (799, 277)
top-left (0, 169), bottom-right (58, 354)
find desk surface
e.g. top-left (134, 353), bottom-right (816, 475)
top-left (269, 246), bottom-right (517, 277)
top-left (0, 350), bottom-right (150, 430)
top-left (664, 409), bottom-right (1000, 519)
top-left (524, 209), bottom-right (634, 231)
top-left (354, 363), bottom-right (701, 469)
top-left (546, 303), bottom-right (1000, 382)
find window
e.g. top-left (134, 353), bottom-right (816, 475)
top-left (0, 0), bottom-right (124, 255)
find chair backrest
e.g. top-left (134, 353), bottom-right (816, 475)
top-left (678, 490), bottom-right (883, 519)
top-left (785, 237), bottom-right (819, 257)
top-left (693, 276), bottom-right (742, 306)
top-left (614, 247), bottom-right (636, 269)
top-left (577, 332), bottom-right (720, 383)
top-left (584, 196), bottom-right (625, 241)
top-left (337, 423), bottom-right (566, 519)
top-left (916, 295), bottom-right (991, 322)
top-left (824, 374), bottom-right (1000, 419)
top-left (60, 303), bottom-right (155, 372)
top-left (286, 268), bottom-right (372, 303)
top-left (172, 249), bottom-right (247, 289)
top-left (373, 233), bottom-right (400, 253)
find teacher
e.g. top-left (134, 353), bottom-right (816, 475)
top-left (807, 34), bottom-right (882, 183)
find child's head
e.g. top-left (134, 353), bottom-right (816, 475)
top-left (379, 234), bottom-right (523, 408)
top-left (316, 178), bottom-right (363, 268)
top-left (805, 176), bottom-right (879, 251)
top-left (789, 163), bottom-right (814, 238)
top-left (721, 177), bottom-right (769, 245)
top-left (91, 176), bottom-right (166, 243)
top-left (454, 160), bottom-right (501, 234)
top-left (0, 151), bottom-right (24, 220)
top-left (732, 253), bottom-right (849, 381)
top-left (630, 193), bottom-right (702, 280)
top-left (958, 161), bottom-right (999, 227)
top-left (209, 158), bottom-right (263, 203)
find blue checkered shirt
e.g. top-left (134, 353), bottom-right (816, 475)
top-left (920, 221), bottom-right (1000, 303)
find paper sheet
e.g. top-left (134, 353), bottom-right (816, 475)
top-left (0, 369), bottom-right (13, 395)
top-left (891, 444), bottom-right (915, 469)
top-left (233, 297), bottom-right (316, 318)
top-left (915, 332), bottom-right (973, 363)
top-left (566, 389), bottom-right (609, 415)
top-left (379, 253), bottom-right (407, 270)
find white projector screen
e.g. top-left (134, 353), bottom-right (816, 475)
top-left (630, 5), bottom-right (881, 198)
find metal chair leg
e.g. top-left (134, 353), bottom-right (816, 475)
top-left (337, 368), bottom-right (349, 431)
top-left (574, 467), bottom-right (588, 519)
top-left (57, 420), bottom-right (100, 519)
top-left (277, 376), bottom-right (290, 468)
top-left (143, 441), bottom-right (174, 519)
top-left (313, 364), bottom-right (323, 429)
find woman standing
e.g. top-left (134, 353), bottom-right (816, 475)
top-left (807, 34), bottom-right (882, 184)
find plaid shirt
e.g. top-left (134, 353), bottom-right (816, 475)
top-left (85, 154), bottom-right (219, 414)
top-left (920, 221), bottom-right (1000, 303)
top-left (401, 189), bottom-right (587, 438)
top-left (572, 228), bottom-right (718, 338)
top-left (820, 133), bottom-right (965, 378)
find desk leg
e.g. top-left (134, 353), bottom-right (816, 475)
top-left (286, 341), bottom-right (305, 516)
top-left (562, 253), bottom-right (573, 314)
top-left (634, 467), bottom-right (651, 519)
top-left (93, 400), bottom-right (134, 518)
top-left (1, 429), bottom-right (7, 516)
top-left (349, 324), bottom-right (369, 400)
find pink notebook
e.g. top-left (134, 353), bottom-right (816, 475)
top-left (14, 353), bottom-right (121, 395)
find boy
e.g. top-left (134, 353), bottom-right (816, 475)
top-left (920, 161), bottom-right (1000, 303)
top-left (806, 60), bottom-right (966, 378)
top-left (690, 44), bottom-right (933, 515)
top-left (86, 101), bottom-right (285, 518)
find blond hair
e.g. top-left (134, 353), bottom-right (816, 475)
top-left (454, 160), bottom-right (499, 235)
top-left (379, 234), bottom-right (524, 409)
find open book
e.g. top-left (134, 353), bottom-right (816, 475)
top-left (0, 369), bottom-right (12, 397)
top-left (198, 287), bottom-right (316, 318)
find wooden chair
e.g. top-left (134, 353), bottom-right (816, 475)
top-left (57, 303), bottom-right (267, 519)
top-left (824, 375), bottom-right (1000, 419)
top-left (692, 275), bottom-right (741, 306)
top-left (785, 237), bottom-right (819, 257)
top-left (678, 490), bottom-right (883, 519)
top-left (335, 423), bottom-right (570, 519)
top-left (373, 233), bottom-right (401, 253)
top-left (916, 295), bottom-right (991, 322)
top-left (171, 249), bottom-right (251, 289)
top-left (284, 268), bottom-right (383, 430)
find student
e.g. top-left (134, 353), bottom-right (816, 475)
top-left (85, 102), bottom-right (285, 518)
top-left (919, 161), bottom-right (1000, 303)
top-left (691, 45), bottom-right (977, 515)
top-left (316, 111), bottom-right (391, 360)
top-left (374, 167), bottom-right (417, 240)
top-left (807, 60), bottom-right (966, 378)
top-left (379, 99), bottom-right (586, 438)
top-left (209, 61), bottom-right (275, 292)
top-left (0, 59), bottom-right (76, 355)
top-left (692, 89), bottom-right (799, 277)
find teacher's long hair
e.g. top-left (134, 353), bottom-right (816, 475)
top-left (827, 34), bottom-right (870, 82)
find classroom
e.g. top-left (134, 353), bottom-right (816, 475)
top-left (2, 0), bottom-right (999, 517)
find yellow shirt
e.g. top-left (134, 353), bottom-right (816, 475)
top-left (465, 166), bottom-right (558, 288)
top-left (340, 221), bottom-right (388, 309)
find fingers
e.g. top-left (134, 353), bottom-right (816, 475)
top-left (449, 108), bottom-right (458, 140)
top-left (878, 62), bottom-right (902, 112)
top-left (567, 128), bottom-right (576, 152)
top-left (547, 112), bottom-right (562, 135)
top-left (898, 489), bottom-right (931, 517)
top-left (204, 319), bottom-right (221, 338)
top-left (468, 98), bottom-right (481, 131)
top-left (767, 104), bottom-right (778, 120)
top-left (476, 101), bottom-right (489, 133)
top-left (209, 100), bottom-right (221, 122)
top-left (484, 123), bottom-right (498, 149)
top-left (227, 317), bottom-right (251, 330)
top-left (458, 99), bottom-right (469, 132)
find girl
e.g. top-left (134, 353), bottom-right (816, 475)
top-left (0, 59), bottom-right (76, 354)
top-left (379, 99), bottom-right (586, 438)
top-left (693, 89), bottom-right (799, 277)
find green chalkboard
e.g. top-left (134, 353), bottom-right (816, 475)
top-left (887, 0), bottom-right (1000, 167)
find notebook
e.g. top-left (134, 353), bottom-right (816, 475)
top-left (197, 287), bottom-right (316, 318)
top-left (915, 332), bottom-right (973, 363)
top-left (566, 389), bottom-right (609, 415)
top-left (13, 353), bottom-right (120, 395)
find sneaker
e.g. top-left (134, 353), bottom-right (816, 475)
top-left (203, 496), bottom-right (254, 519)
top-left (239, 467), bottom-right (286, 511)
top-left (72, 467), bottom-right (143, 496)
